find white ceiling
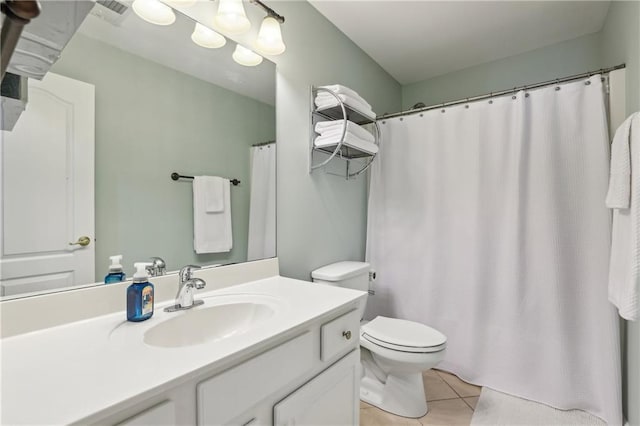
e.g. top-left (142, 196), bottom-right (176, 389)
top-left (309, 1), bottom-right (611, 84)
top-left (79, 1), bottom-right (275, 105)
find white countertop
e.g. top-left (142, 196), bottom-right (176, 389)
top-left (0, 276), bottom-right (366, 425)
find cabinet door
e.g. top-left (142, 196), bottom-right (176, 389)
top-left (274, 350), bottom-right (359, 426)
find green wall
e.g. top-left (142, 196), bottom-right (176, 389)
top-left (267, 1), bottom-right (402, 281)
top-left (51, 33), bottom-right (275, 280)
top-left (401, 33), bottom-right (602, 110)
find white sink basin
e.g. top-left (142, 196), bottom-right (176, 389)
top-left (143, 296), bottom-right (280, 348)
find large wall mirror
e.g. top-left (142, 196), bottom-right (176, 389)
top-left (0, 1), bottom-right (276, 299)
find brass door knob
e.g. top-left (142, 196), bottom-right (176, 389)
top-left (69, 236), bottom-right (91, 247)
top-left (342, 330), bottom-right (352, 340)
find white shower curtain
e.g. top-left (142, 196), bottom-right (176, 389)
top-left (247, 143), bottom-right (276, 261)
top-left (366, 76), bottom-right (621, 424)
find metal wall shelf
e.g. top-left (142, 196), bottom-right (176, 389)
top-left (309, 86), bottom-right (380, 178)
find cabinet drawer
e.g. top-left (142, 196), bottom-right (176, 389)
top-left (320, 310), bottom-right (360, 361)
top-left (197, 332), bottom-right (313, 425)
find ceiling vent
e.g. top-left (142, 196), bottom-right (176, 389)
top-left (90, 0), bottom-right (131, 26)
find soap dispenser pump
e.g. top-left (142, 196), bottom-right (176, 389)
top-left (105, 255), bottom-right (126, 284)
top-left (127, 262), bottom-right (154, 322)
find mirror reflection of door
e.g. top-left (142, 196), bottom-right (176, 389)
top-left (0, 72), bottom-right (95, 297)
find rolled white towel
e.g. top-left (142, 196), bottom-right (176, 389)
top-left (315, 119), bottom-right (374, 143)
top-left (318, 84), bottom-right (372, 109)
top-left (315, 94), bottom-right (376, 120)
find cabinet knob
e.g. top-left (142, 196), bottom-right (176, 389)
top-left (342, 330), bottom-right (352, 340)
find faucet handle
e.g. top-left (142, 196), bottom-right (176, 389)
top-left (179, 265), bottom-right (201, 282)
top-left (149, 257), bottom-right (166, 276)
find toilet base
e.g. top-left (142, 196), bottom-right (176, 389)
top-left (360, 361), bottom-right (429, 418)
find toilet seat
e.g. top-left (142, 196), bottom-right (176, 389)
top-left (361, 316), bottom-right (446, 353)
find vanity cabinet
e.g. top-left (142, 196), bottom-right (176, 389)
top-left (97, 307), bottom-right (361, 426)
top-left (116, 401), bottom-right (176, 426)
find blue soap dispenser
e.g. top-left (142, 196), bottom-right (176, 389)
top-left (127, 262), bottom-right (154, 322)
top-left (105, 255), bottom-right (126, 284)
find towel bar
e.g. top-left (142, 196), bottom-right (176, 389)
top-left (171, 172), bottom-right (240, 186)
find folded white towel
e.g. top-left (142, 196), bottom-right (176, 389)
top-left (314, 132), bottom-right (379, 155)
top-left (197, 175), bottom-right (225, 213)
top-left (318, 84), bottom-right (372, 109)
top-left (315, 94), bottom-right (376, 120)
top-left (193, 177), bottom-right (232, 253)
top-left (315, 119), bottom-right (375, 143)
top-left (607, 112), bottom-right (640, 321)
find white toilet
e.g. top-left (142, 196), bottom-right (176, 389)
top-left (312, 261), bottom-right (447, 418)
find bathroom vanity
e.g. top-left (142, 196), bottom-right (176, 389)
top-left (0, 262), bottom-right (366, 425)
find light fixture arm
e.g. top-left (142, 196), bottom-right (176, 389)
top-left (250, 0), bottom-right (284, 23)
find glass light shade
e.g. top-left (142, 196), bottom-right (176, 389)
top-left (132, 0), bottom-right (176, 25)
top-left (215, 0), bottom-right (251, 34)
top-left (232, 44), bottom-right (263, 67)
top-left (255, 16), bottom-right (285, 55)
top-left (191, 23), bottom-right (226, 49)
top-left (166, 0), bottom-right (196, 7)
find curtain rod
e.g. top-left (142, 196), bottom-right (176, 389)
top-left (252, 140), bottom-right (275, 147)
top-left (378, 63), bottom-right (626, 121)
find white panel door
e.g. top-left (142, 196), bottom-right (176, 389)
top-left (0, 72), bottom-right (95, 297)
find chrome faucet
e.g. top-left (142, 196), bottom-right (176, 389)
top-left (164, 265), bottom-right (206, 312)
top-left (146, 257), bottom-right (166, 277)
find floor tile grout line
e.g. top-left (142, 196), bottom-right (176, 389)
top-left (462, 397), bottom-right (476, 411)
top-left (438, 374), bottom-right (465, 399)
top-left (435, 370), bottom-right (482, 399)
top-left (427, 396), bottom-right (467, 402)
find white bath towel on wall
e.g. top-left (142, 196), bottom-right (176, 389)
top-left (193, 176), bottom-right (232, 253)
top-left (366, 75), bottom-right (621, 425)
top-left (315, 119), bottom-right (375, 142)
top-left (318, 84), bottom-right (372, 109)
top-left (314, 94), bottom-right (376, 119)
top-left (606, 112), bottom-right (640, 320)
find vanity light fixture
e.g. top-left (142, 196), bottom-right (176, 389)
top-left (214, 0), bottom-right (251, 34)
top-left (250, 0), bottom-right (286, 56)
top-left (232, 44), bottom-right (263, 66)
top-left (191, 23), bottom-right (226, 48)
top-left (132, 0), bottom-right (176, 25)
top-left (255, 15), bottom-right (285, 55)
top-left (165, 0), bottom-right (197, 7)
top-left (130, 0), bottom-right (286, 61)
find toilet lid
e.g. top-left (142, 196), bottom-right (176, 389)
top-left (361, 316), bottom-right (446, 353)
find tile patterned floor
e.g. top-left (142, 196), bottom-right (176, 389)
top-left (360, 369), bottom-right (482, 426)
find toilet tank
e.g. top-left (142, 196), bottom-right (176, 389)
top-left (311, 261), bottom-right (370, 292)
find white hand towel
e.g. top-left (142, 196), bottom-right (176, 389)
top-left (318, 84), bottom-right (372, 109)
top-left (315, 119), bottom-right (375, 143)
top-left (193, 177), bottom-right (232, 253)
top-left (607, 112), bottom-right (640, 321)
top-left (315, 94), bottom-right (376, 120)
top-left (197, 176), bottom-right (225, 213)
